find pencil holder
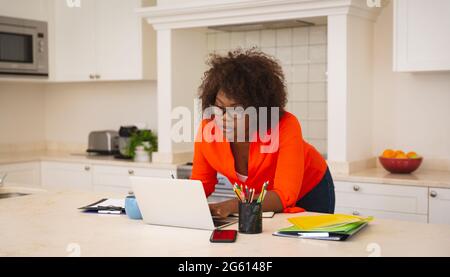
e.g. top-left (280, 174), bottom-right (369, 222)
top-left (238, 201), bottom-right (262, 234)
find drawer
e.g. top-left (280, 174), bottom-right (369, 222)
top-left (335, 206), bottom-right (428, 223)
top-left (92, 165), bottom-right (173, 188)
top-left (334, 181), bottom-right (428, 215)
top-left (41, 161), bottom-right (92, 190)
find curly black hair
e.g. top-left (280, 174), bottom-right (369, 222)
top-left (199, 48), bottom-right (287, 118)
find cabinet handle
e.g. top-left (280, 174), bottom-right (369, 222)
top-left (352, 210), bottom-right (360, 216)
top-left (128, 169), bottom-right (135, 175)
top-left (353, 185), bottom-right (360, 192)
top-left (0, 173), bottom-right (7, 186)
top-left (430, 191), bottom-right (437, 198)
top-left (84, 166), bottom-right (91, 171)
top-left (89, 74), bottom-right (95, 79)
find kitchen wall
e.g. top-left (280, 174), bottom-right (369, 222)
top-left (206, 25), bottom-right (328, 155)
top-left (0, 81), bottom-right (157, 152)
top-left (44, 81), bottom-right (157, 152)
top-left (0, 83), bottom-right (46, 152)
top-left (373, 1), bottom-right (450, 161)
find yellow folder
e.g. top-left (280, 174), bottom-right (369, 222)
top-left (288, 214), bottom-right (373, 231)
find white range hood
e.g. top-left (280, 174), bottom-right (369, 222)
top-left (139, 0), bottom-right (382, 30)
top-left (138, 0), bottom-right (386, 173)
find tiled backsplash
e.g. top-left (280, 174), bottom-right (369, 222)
top-left (207, 25), bottom-right (328, 154)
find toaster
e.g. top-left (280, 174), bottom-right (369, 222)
top-left (87, 130), bottom-right (119, 155)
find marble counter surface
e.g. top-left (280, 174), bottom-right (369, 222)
top-left (0, 151), bottom-right (179, 170)
top-left (1, 151), bottom-right (449, 189)
top-left (332, 167), bottom-right (450, 189)
top-left (1, 187), bottom-right (449, 257)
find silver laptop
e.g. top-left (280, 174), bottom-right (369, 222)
top-left (130, 176), bottom-right (237, 230)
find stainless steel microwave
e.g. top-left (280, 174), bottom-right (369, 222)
top-left (0, 16), bottom-right (48, 77)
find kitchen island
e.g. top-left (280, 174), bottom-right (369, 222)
top-left (1, 186), bottom-right (450, 257)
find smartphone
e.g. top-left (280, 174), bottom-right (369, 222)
top-left (210, 229), bottom-right (238, 243)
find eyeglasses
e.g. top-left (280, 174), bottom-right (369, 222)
top-left (209, 105), bottom-right (245, 119)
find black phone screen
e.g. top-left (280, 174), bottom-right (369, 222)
top-left (210, 229), bottom-right (237, 243)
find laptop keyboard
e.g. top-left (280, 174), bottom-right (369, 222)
top-left (213, 217), bottom-right (237, 228)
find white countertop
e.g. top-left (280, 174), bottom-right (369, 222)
top-left (333, 167), bottom-right (450, 189)
top-left (1, 151), bottom-right (450, 188)
top-left (1, 187), bottom-right (450, 257)
top-left (0, 151), bottom-right (179, 170)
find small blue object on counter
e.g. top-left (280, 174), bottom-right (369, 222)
top-left (125, 193), bottom-right (143, 220)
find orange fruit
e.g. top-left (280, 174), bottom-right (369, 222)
top-left (407, 151), bottom-right (419, 159)
top-left (382, 149), bottom-right (395, 158)
top-left (394, 150), bottom-right (405, 157)
top-left (395, 152), bottom-right (408, 159)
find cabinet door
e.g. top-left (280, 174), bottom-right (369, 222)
top-left (52, 0), bottom-right (96, 81)
top-left (334, 181), bottom-right (429, 223)
top-left (0, 0), bottom-right (49, 21)
top-left (41, 161), bottom-right (92, 191)
top-left (394, 0), bottom-right (450, 71)
top-left (0, 162), bottom-right (41, 187)
top-left (94, 0), bottom-right (143, 81)
top-left (92, 165), bottom-right (173, 192)
top-left (429, 187), bottom-right (450, 225)
top-left (335, 181), bottom-right (428, 215)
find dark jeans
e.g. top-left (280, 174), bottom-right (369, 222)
top-left (295, 167), bottom-right (335, 214)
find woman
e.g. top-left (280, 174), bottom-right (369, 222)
top-left (191, 49), bottom-right (335, 219)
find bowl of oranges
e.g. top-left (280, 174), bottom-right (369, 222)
top-left (379, 149), bottom-right (423, 174)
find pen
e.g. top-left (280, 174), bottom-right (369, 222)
top-left (298, 233), bottom-right (329, 238)
top-left (98, 210), bottom-right (122, 214)
top-left (241, 185), bottom-right (247, 203)
top-left (245, 186), bottom-right (249, 202)
top-left (232, 185), bottom-right (243, 202)
top-left (261, 182), bottom-right (268, 202)
top-left (234, 183), bottom-right (245, 203)
top-left (257, 181), bottom-right (268, 203)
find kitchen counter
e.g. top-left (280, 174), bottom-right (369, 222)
top-left (1, 187), bottom-right (450, 257)
top-left (1, 151), bottom-right (450, 189)
top-left (0, 151), bottom-right (179, 170)
top-left (333, 167), bottom-right (450, 189)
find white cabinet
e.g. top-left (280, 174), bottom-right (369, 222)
top-left (51, 0), bottom-right (96, 81)
top-left (429, 187), bottom-right (450, 225)
top-left (394, 0), bottom-right (450, 71)
top-left (95, 0), bottom-right (151, 81)
top-left (334, 181), bottom-right (429, 223)
top-left (0, 0), bottom-right (50, 21)
top-left (50, 0), bottom-right (156, 82)
top-left (0, 162), bottom-right (41, 187)
top-left (92, 165), bottom-right (173, 194)
top-left (41, 161), bottom-right (92, 191)
top-left (40, 161), bottom-right (174, 193)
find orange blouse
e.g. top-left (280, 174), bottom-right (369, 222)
top-left (191, 112), bottom-right (327, 212)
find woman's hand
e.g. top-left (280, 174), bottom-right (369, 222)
top-left (209, 198), bottom-right (239, 219)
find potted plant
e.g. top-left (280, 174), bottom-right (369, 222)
top-left (127, 130), bottom-right (158, 162)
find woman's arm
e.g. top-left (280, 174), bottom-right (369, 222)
top-left (261, 191), bottom-right (283, 212)
top-left (270, 116), bottom-right (305, 212)
top-left (191, 124), bottom-right (218, 197)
